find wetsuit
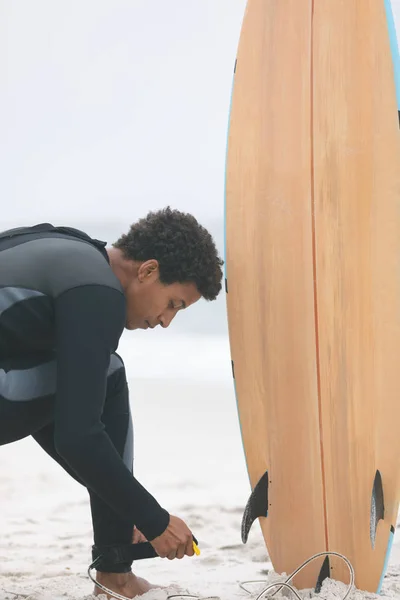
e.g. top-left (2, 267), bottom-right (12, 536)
top-left (0, 223), bottom-right (169, 572)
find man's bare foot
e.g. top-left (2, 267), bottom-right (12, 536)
top-left (93, 571), bottom-right (160, 599)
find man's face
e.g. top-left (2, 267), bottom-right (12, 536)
top-left (124, 259), bottom-right (201, 330)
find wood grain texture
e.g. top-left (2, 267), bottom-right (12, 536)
top-left (225, 0), bottom-right (400, 592)
top-left (312, 0), bottom-right (400, 590)
top-left (225, 0), bottom-right (326, 588)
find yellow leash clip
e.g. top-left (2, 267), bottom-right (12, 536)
top-left (192, 541), bottom-right (201, 556)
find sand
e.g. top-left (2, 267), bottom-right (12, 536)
top-left (0, 362), bottom-right (399, 600)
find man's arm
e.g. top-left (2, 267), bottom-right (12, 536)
top-left (54, 284), bottom-right (169, 541)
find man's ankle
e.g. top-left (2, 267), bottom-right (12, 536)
top-left (96, 570), bottom-right (134, 584)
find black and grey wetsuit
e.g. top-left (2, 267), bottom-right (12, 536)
top-left (0, 223), bottom-right (169, 571)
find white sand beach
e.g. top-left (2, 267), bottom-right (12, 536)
top-left (0, 334), bottom-right (399, 600)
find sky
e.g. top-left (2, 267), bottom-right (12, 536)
top-left (0, 0), bottom-right (247, 227)
top-left (2, 0), bottom-right (400, 230)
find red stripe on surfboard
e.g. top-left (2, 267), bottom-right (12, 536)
top-left (310, 0), bottom-right (329, 554)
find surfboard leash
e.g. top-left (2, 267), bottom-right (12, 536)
top-left (87, 549), bottom-right (354, 600)
top-left (87, 539), bottom-right (221, 600)
top-left (239, 551), bottom-right (354, 600)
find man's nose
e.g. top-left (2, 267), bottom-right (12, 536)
top-left (160, 311), bottom-right (176, 328)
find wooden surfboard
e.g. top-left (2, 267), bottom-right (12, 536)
top-left (224, 0), bottom-right (400, 592)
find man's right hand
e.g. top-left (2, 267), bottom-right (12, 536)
top-left (150, 515), bottom-right (195, 560)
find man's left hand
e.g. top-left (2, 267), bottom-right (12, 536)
top-left (132, 526), bottom-right (147, 544)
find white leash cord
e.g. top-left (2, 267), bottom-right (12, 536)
top-left (88, 550), bottom-right (354, 600)
top-left (239, 551), bottom-right (355, 600)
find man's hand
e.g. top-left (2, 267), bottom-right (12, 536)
top-left (132, 526), bottom-right (147, 544)
top-left (149, 515), bottom-right (195, 560)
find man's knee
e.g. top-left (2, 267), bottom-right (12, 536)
top-left (104, 353), bottom-right (133, 470)
top-left (106, 353), bottom-right (127, 397)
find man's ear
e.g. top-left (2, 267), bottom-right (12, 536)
top-left (137, 259), bottom-right (159, 282)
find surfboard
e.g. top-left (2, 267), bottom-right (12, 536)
top-left (224, 0), bottom-right (400, 593)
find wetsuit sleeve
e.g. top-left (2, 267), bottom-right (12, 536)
top-left (54, 284), bottom-right (170, 541)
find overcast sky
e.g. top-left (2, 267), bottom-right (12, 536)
top-left (3, 1), bottom-right (400, 229)
top-left (1, 1), bottom-right (246, 226)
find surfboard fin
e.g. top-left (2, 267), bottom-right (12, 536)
top-left (315, 556), bottom-right (330, 593)
top-left (241, 470), bottom-right (269, 543)
top-left (370, 469), bottom-right (385, 549)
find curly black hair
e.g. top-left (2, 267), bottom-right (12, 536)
top-left (113, 207), bottom-right (224, 301)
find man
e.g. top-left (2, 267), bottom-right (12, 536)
top-left (0, 207), bottom-right (224, 599)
